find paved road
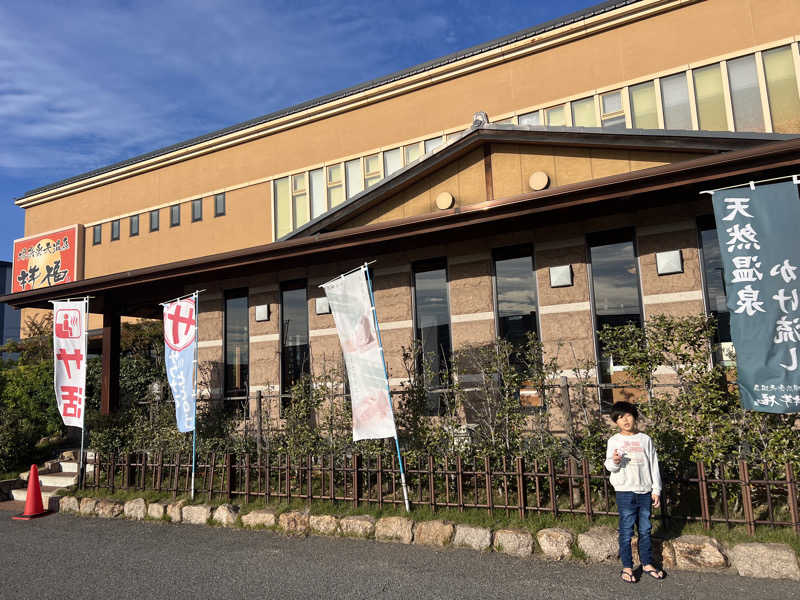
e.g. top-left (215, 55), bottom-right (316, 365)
top-left (2, 511), bottom-right (798, 600)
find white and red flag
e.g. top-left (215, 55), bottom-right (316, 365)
top-left (163, 297), bottom-right (197, 432)
top-left (53, 300), bottom-right (87, 428)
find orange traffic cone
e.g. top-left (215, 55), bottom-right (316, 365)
top-left (12, 464), bottom-right (50, 520)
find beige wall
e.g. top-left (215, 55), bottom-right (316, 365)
top-left (20, 0), bottom-right (800, 276)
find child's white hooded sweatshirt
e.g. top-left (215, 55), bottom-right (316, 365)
top-left (604, 432), bottom-right (662, 495)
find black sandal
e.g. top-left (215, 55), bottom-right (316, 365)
top-left (643, 567), bottom-right (665, 580)
top-left (620, 570), bottom-right (637, 583)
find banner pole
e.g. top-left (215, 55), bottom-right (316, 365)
top-left (78, 296), bottom-right (88, 488)
top-left (191, 290), bottom-right (199, 501)
top-left (364, 265), bottom-right (410, 512)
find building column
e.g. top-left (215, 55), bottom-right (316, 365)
top-left (101, 303), bottom-right (120, 415)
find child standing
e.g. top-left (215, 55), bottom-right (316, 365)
top-left (604, 401), bottom-right (665, 583)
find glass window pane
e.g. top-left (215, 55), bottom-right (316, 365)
top-left (309, 168), bottom-right (325, 218)
top-left (630, 81), bottom-right (659, 129)
top-left (328, 184), bottom-right (344, 208)
top-left (571, 97), bottom-right (596, 127)
top-left (699, 224), bottom-right (731, 343)
top-left (383, 148), bottom-right (403, 176)
top-left (192, 198), bottom-right (202, 222)
top-left (170, 205), bottom-right (180, 226)
top-left (693, 64), bottom-right (728, 131)
top-left (494, 247), bottom-right (538, 347)
top-left (727, 55), bottom-right (765, 132)
top-left (214, 193), bottom-right (225, 216)
top-left (129, 214), bottom-right (139, 237)
top-left (518, 110), bottom-right (541, 126)
top-left (111, 220), bottom-right (119, 240)
top-left (274, 177), bottom-right (291, 238)
top-left (763, 45), bottom-right (800, 133)
top-left (601, 91), bottom-right (623, 115)
top-left (446, 132), bottom-right (462, 142)
top-left (413, 259), bottom-right (452, 416)
top-left (293, 192), bottom-right (309, 228)
top-left (364, 154), bottom-right (381, 174)
top-left (424, 137), bottom-right (443, 154)
top-left (224, 290), bottom-right (249, 397)
top-left (150, 210), bottom-right (159, 232)
top-left (327, 164), bottom-right (342, 184)
top-left (291, 173), bottom-right (306, 193)
top-left (345, 159), bottom-right (363, 198)
top-left (281, 283), bottom-right (309, 397)
top-left (545, 105), bottom-right (565, 126)
top-left (365, 175), bottom-right (381, 189)
top-left (404, 143), bottom-right (421, 165)
top-left (93, 224), bottom-right (101, 245)
top-left (661, 72), bottom-right (692, 130)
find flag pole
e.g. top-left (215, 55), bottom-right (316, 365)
top-left (364, 264), bottom-right (410, 512)
top-left (191, 290), bottom-right (199, 501)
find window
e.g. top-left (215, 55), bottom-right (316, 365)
top-left (383, 148), bottom-right (403, 177)
top-left (661, 72), bottom-right (692, 130)
top-left (601, 90), bottom-right (625, 128)
top-left (192, 198), bottom-right (202, 222)
top-left (149, 209), bottom-right (159, 232)
top-left (693, 64), bottom-right (728, 131)
top-left (327, 164), bottom-right (345, 208)
top-left (224, 289), bottom-right (249, 398)
top-left (630, 81), bottom-right (659, 129)
top-left (292, 173), bottom-right (310, 227)
top-left (493, 245), bottom-right (539, 349)
top-left (571, 97), bottom-right (596, 127)
top-left (110, 219), bottom-right (120, 241)
top-left (214, 192), bottom-right (226, 217)
top-left (274, 177), bottom-right (291, 238)
top-left (424, 136), bottom-right (443, 154)
top-left (518, 110), bottom-right (541, 126)
top-left (727, 55), bottom-right (765, 132)
top-left (170, 204), bottom-right (180, 227)
top-left (129, 214), bottom-right (139, 237)
top-left (763, 45), bottom-right (800, 133)
top-left (413, 258), bottom-right (452, 416)
top-left (588, 229), bottom-right (643, 409)
top-left (545, 105), bottom-right (566, 126)
top-left (92, 224), bottom-right (101, 245)
top-left (345, 158), bottom-right (363, 199)
top-left (403, 142), bottom-right (421, 165)
top-left (309, 168), bottom-right (325, 219)
top-left (698, 217), bottom-right (731, 345)
top-left (281, 281), bottom-right (310, 409)
top-left (364, 153), bottom-right (382, 188)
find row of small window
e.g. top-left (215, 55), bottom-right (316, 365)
top-left (502, 44), bottom-right (800, 135)
top-left (272, 134), bottom-right (459, 239)
top-left (223, 224), bottom-right (729, 415)
top-left (92, 194), bottom-right (226, 245)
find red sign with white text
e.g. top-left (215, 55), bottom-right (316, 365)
top-left (12, 225), bottom-right (82, 293)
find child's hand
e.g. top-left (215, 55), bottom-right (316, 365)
top-left (612, 449), bottom-right (622, 464)
top-left (652, 493), bottom-right (660, 508)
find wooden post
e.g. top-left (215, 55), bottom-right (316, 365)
top-left (101, 303), bottom-right (120, 415)
top-left (256, 391), bottom-right (263, 462)
top-left (785, 462), bottom-right (799, 535)
top-left (516, 457), bottom-right (526, 519)
top-left (582, 458), bottom-right (593, 521)
top-left (547, 457), bottom-right (558, 517)
top-left (225, 453), bottom-right (233, 500)
top-left (739, 460), bottom-right (756, 536)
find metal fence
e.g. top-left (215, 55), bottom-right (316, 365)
top-left (80, 451), bottom-right (800, 535)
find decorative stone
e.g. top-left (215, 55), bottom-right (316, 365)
top-left (340, 515), bottom-right (375, 538)
top-left (310, 514), bottom-right (340, 536)
top-left (167, 500), bottom-right (186, 523)
top-left (96, 499), bottom-right (123, 518)
top-left (60, 496), bottom-right (80, 513)
top-left (670, 535), bottom-right (727, 570)
top-left (278, 510), bottom-right (309, 535)
top-left (213, 504), bottom-right (239, 527)
top-left (536, 528), bottom-right (575, 560)
top-left (452, 525), bottom-right (492, 551)
top-left (182, 504), bottom-right (213, 525)
top-left (413, 520), bottom-right (454, 547)
top-left (729, 543), bottom-right (800, 581)
top-left (123, 498), bottom-right (147, 520)
top-left (577, 526), bottom-right (619, 562)
top-left (79, 497), bottom-right (98, 515)
top-left (375, 517), bottom-right (414, 544)
top-left (632, 536), bottom-right (675, 568)
top-left (147, 502), bottom-right (167, 520)
top-left (241, 508), bottom-right (277, 528)
top-left (493, 529), bottom-right (533, 557)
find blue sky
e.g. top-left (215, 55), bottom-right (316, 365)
top-left (0, 0), bottom-right (601, 262)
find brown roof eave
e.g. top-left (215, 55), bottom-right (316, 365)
top-left (3, 135), bottom-right (800, 310)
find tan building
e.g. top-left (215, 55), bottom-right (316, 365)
top-left (4, 0), bottom-right (800, 419)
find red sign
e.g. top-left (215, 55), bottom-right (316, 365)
top-left (12, 225), bottom-right (83, 293)
top-left (164, 298), bottom-right (197, 351)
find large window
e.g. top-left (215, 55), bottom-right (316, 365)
top-left (693, 64), bottom-right (728, 131)
top-left (413, 259), bottom-right (452, 416)
top-left (224, 289), bottom-right (249, 398)
top-left (661, 72), bottom-right (692, 130)
top-left (493, 245), bottom-right (539, 349)
top-left (571, 97), bottom-right (596, 127)
top-left (630, 81), bottom-right (659, 129)
top-left (281, 281), bottom-right (310, 409)
top-left (763, 45), bottom-right (800, 133)
top-left (698, 217), bottom-right (731, 345)
top-left (728, 54), bottom-right (765, 132)
top-left (588, 229), bottom-right (643, 409)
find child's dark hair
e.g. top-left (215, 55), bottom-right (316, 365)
top-left (610, 401), bottom-right (638, 423)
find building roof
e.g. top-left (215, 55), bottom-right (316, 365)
top-left (20, 0), bottom-right (644, 200)
top-left (283, 122), bottom-right (796, 239)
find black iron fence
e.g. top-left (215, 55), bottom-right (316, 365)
top-left (80, 451), bottom-right (800, 535)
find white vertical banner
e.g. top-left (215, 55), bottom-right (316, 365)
top-left (163, 297), bottom-right (197, 433)
top-left (53, 300), bottom-right (87, 428)
top-left (322, 266), bottom-right (397, 441)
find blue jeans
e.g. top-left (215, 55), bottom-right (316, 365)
top-left (616, 491), bottom-right (653, 569)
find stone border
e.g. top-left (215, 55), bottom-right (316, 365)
top-left (57, 496), bottom-right (800, 581)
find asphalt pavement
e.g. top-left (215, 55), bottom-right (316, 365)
top-left (2, 510), bottom-right (798, 600)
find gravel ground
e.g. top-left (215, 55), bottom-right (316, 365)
top-left (2, 511), bottom-right (799, 600)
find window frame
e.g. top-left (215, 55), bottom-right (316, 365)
top-left (192, 198), bottom-right (203, 222)
top-left (214, 193), bottom-right (226, 217)
top-left (110, 219), bottom-right (120, 241)
top-left (92, 224), bottom-right (102, 245)
top-left (169, 204), bottom-right (180, 227)
top-left (279, 279), bottom-right (310, 414)
top-left (149, 209), bottom-right (160, 232)
top-left (223, 288), bottom-right (250, 402)
top-left (129, 214), bottom-right (139, 237)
